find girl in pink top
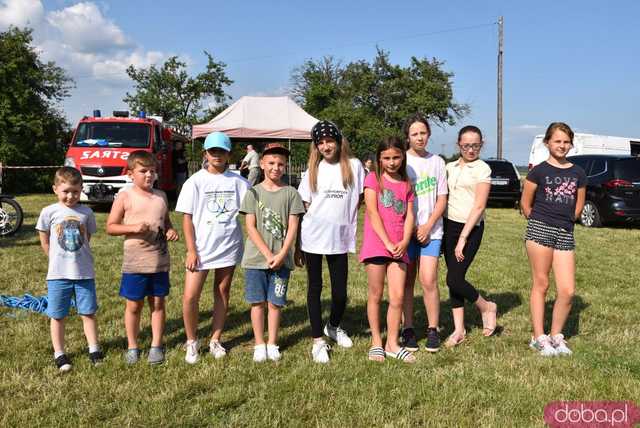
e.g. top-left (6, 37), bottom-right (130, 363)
top-left (360, 137), bottom-right (415, 363)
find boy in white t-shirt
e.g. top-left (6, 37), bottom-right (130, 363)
top-left (402, 114), bottom-right (448, 353)
top-left (176, 132), bottom-right (250, 364)
top-left (36, 167), bottom-right (102, 372)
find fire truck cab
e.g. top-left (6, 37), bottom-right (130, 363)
top-left (64, 110), bottom-right (188, 202)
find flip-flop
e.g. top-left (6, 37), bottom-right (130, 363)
top-left (482, 302), bottom-right (498, 337)
top-left (385, 347), bottom-right (416, 363)
top-left (444, 330), bottom-right (466, 348)
top-left (368, 346), bottom-right (385, 362)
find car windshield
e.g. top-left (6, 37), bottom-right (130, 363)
top-left (613, 159), bottom-right (640, 182)
top-left (72, 123), bottom-right (150, 148)
top-left (487, 161), bottom-right (516, 177)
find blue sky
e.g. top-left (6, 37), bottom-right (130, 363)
top-left (1, 0), bottom-right (639, 164)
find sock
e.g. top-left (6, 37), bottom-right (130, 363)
top-left (88, 344), bottom-right (100, 353)
top-left (54, 351), bottom-right (65, 359)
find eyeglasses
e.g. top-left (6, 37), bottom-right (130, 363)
top-left (459, 143), bottom-right (483, 151)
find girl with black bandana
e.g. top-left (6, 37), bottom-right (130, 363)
top-left (297, 120), bottom-right (365, 363)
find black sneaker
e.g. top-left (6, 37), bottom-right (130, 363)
top-left (425, 327), bottom-right (440, 352)
top-left (55, 354), bottom-right (72, 372)
top-left (400, 327), bottom-right (419, 352)
top-left (89, 350), bottom-right (104, 366)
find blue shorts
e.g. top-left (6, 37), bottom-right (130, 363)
top-left (46, 279), bottom-right (98, 319)
top-left (407, 238), bottom-right (442, 261)
top-left (119, 272), bottom-right (170, 301)
top-left (244, 267), bottom-right (290, 307)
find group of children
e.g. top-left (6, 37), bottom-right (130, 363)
top-left (36, 117), bottom-right (585, 371)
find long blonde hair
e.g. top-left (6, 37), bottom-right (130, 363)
top-left (307, 137), bottom-right (355, 193)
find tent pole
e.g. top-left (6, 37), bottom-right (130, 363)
top-left (288, 139), bottom-right (291, 184)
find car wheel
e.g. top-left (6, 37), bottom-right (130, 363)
top-left (580, 201), bottom-right (602, 227)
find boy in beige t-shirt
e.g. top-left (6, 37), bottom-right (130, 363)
top-left (106, 151), bottom-right (178, 364)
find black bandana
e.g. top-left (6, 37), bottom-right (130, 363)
top-left (311, 120), bottom-right (342, 145)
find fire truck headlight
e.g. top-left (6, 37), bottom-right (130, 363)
top-left (64, 157), bottom-right (76, 168)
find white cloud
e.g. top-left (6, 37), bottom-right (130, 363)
top-left (47, 2), bottom-right (130, 53)
top-left (0, 0), bottom-right (44, 29)
top-left (1, 0), bottom-right (173, 113)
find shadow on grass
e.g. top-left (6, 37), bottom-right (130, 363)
top-left (543, 295), bottom-right (589, 339)
top-left (101, 290), bottom-right (528, 353)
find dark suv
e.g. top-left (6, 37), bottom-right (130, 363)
top-left (568, 155), bottom-right (640, 227)
top-left (485, 158), bottom-right (522, 207)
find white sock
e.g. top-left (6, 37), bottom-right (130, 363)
top-left (88, 344), bottom-right (100, 353)
top-left (54, 351), bottom-right (65, 359)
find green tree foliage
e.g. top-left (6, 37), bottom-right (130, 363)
top-left (0, 27), bottom-right (73, 193)
top-left (290, 48), bottom-right (469, 163)
top-left (124, 52), bottom-right (232, 136)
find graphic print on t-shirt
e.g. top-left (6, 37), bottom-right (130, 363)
top-left (324, 190), bottom-right (348, 199)
top-left (154, 227), bottom-right (168, 256)
top-left (55, 216), bottom-right (85, 252)
top-left (380, 188), bottom-right (405, 214)
top-left (205, 190), bottom-right (236, 223)
top-left (258, 200), bottom-right (285, 240)
top-left (413, 172), bottom-right (437, 197)
top-left (543, 176), bottom-right (578, 204)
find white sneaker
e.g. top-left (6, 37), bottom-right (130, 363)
top-left (253, 344), bottom-right (267, 363)
top-left (311, 339), bottom-right (331, 364)
top-left (184, 340), bottom-right (199, 364)
top-left (266, 344), bottom-right (281, 361)
top-left (529, 334), bottom-right (558, 357)
top-left (209, 340), bottom-right (227, 359)
top-left (324, 324), bottom-right (353, 348)
top-left (551, 334), bottom-right (573, 356)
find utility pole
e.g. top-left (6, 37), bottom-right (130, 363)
top-left (497, 16), bottom-right (504, 159)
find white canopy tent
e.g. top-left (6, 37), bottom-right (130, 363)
top-left (192, 96), bottom-right (319, 140)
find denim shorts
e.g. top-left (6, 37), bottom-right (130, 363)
top-left (119, 272), bottom-right (170, 301)
top-left (244, 267), bottom-right (290, 307)
top-left (525, 218), bottom-right (575, 251)
top-left (46, 278), bottom-right (98, 319)
top-left (407, 238), bottom-right (442, 261)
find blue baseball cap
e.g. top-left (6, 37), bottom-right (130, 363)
top-left (203, 132), bottom-right (231, 152)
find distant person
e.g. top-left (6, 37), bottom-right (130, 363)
top-left (521, 122), bottom-right (586, 356)
top-left (364, 158), bottom-right (374, 175)
top-left (442, 126), bottom-right (497, 348)
top-left (173, 140), bottom-right (189, 194)
top-left (240, 144), bottom-right (261, 185)
top-left (360, 137), bottom-right (416, 363)
top-left (106, 151), bottom-right (179, 365)
top-left (401, 113), bottom-right (448, 353)
top-left (36, 167), bottom-right (103, 372)
top-left (298, 121), bottom-right (365, 363)
top-left (240, 143), bottom-right (305, 362)
top-left (176, 132), bottom-right (250, 364)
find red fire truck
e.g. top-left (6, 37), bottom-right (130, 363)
top-left (64, 110), bottom-right (188, 202)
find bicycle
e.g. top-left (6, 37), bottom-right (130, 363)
top-left (0, 194), bottom-right (23, 237)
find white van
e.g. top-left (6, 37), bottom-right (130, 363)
top-left (528, 133), bottom-right (640, 169)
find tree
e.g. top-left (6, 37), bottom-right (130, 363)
top-left (290, 48), bottom-right (469, 163)
top-left (124, 52), bottom-right (232, 136)
top-left (0, 27), bottom-right (73, 192)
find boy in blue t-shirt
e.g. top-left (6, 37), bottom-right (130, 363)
top-left (36, 167), bottom-right (102, 372)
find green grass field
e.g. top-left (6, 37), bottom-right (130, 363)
top-left (1, 195), bottom-right (639, 427)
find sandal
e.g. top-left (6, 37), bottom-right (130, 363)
top-left (444, 330), bottom-right (466, 348)
top-left (482, 302), bottom-right (498, 337)
top-left (368, 346), bottom-right (385, 362)
top-left (385, 347), bottom-right (416, 363)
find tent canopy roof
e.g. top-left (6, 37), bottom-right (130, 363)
top-left (192, 96), bottom-right (319, 140)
